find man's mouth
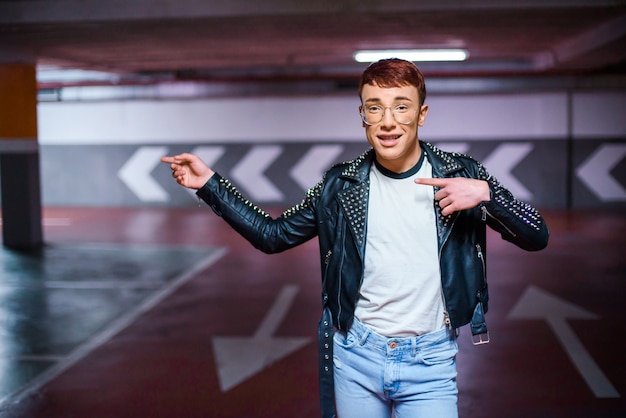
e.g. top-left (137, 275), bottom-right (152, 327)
top-left (378, 134), bottom-right (402, 144)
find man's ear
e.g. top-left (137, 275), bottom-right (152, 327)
top-left (418, 104), bottom-right (429, 126)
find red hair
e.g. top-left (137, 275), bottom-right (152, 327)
top-left (358, 58), bottom-right (427, 106)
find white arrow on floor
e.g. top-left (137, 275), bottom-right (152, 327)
top-left (118, 146), bottom-right (170, 202)
top-left (212, 285), bottom-right (311, 392)
top-left (576, 144), bottom-right (626, 201)
top-left (231, 145), bottom-right (284, 202)
top-left (482, 142), bottom-right (534, 200)
top-left (290, 144), bottom-right (344, 190)
top-left (508, 286), bottom-right (619, 398)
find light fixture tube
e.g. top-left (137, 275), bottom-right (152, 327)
top-left (354, 49), bottom-right (468, 63)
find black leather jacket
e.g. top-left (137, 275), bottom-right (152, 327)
top-left (196, 141), bottom-right (549, 417)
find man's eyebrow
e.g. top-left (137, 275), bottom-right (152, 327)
top-left (364, 96), bottom-right (414, 103)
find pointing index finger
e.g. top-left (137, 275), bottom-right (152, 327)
top-left (414, 177), bottom-right (448, 187)
top-left (161, 154), bottom-right (189, 164)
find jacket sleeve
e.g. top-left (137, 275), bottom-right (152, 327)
top-left (195, 173), bottom-right (320, 253)
top-left (477, 162), bottom-right (549, 251)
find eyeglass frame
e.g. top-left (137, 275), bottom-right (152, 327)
top-left (359, 102), bottom-right (422, 126)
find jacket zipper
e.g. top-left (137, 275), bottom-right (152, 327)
top-left (336, 237), bottom-right (347, 330)
top-left (439, 213), bottom-right (458, 331)
top-left (322, 249), bottom-right (332, 288)
top-left (476, 243), bottom-right (486, 290)
top-left (481, 205), bottom-right (517, 238)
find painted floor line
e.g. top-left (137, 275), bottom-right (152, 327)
top-left (0, 246), bottom-right (228, 407)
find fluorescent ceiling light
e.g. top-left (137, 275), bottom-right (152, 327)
top-left (354, 49), bottom-right (468, 63)
top-left (37, 67), bottom-right (121, 83)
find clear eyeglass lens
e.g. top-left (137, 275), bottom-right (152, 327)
top-left (362, 104), bottom-right (417, 125)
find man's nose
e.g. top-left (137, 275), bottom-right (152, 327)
top-left (381, 108), bottom-right (396, 126)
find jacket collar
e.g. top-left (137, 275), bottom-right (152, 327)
top-left (339, 149), bottom-right (374, 183)
top-left (419, 141), bottom-right (464, 247)
top-left (335, 150), bottom-right (373, 251)
top-left (421, 141), bottom-right (465, 178)
top-left (339, 142), bottom-right (465, 181)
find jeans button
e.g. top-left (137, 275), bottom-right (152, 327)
top-left (389, 341), bottom-right (397, 349)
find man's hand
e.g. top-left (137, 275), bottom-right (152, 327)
top-left (161, 153), bottom-right (215, 190)
top-left (415, 177), bottom-right (490, 216)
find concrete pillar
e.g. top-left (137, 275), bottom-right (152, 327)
top-left (0, 63), bottom-right (43, 250)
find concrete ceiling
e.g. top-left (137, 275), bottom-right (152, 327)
top-left (1, 0), bottom-right (625, 88)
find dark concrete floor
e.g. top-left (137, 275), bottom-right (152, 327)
top-left (0, 207), bottom-right (624, 417)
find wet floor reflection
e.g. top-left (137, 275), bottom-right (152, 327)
top-left (0, 243), bottom-right (213, 401)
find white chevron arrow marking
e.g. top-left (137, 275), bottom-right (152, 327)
top-left (185, 146), bottom-right (226, 199)
top-left (118, 146), bottom-right (169, 202)
top-left (509, 286), bottom-right (619, 398)
top-left (191, 145), bottom-right (226, 170)
top-left (212, 285), bottom-right (310, 392)
top-left (290, 145), bottom-right (344, 190)
top-left (231, 145), bottom-right (284, 201)
top-left (576, 144), bottom-right (626, 201)
top-left (482, 143), bottom-right (534, 200)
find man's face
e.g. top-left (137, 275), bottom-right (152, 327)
top-left (360, 83), bottom-right (428, 173)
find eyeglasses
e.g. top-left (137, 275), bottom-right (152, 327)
top-left (360, 103), bottom-right (419, 126)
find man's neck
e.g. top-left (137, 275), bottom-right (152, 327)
top-left (375, 143), bottom-right (422, 174)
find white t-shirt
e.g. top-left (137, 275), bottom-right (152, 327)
top-left (355, 154), bottom-right (445, 337)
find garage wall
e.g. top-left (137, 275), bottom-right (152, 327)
top-left (35, 90), bottom-right (626, 209)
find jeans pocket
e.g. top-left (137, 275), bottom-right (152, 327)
top-left (333, 328), bottom-right (360, 350)
top-left (420, 339), bottom-right (458, 366)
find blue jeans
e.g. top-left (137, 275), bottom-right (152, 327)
top-left (333, 318), bottom-right (459, 418)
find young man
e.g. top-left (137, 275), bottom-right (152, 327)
top-left (162, 58), bottom-right (549, 418)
